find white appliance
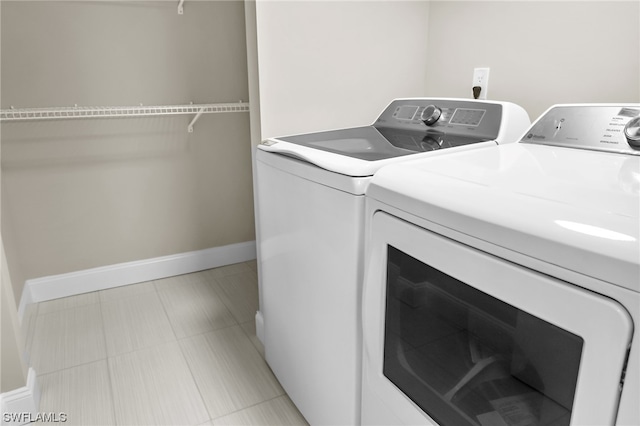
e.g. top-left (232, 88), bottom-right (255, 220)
top-left (361, 104), bottom-right (640, 426)
top-left (254, 98), bottom-right (530, 425)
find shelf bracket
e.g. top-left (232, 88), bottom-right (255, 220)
top-left (177, 0), bottom-right (185, 15)
top-left (187, 107), bottom-right (205, 133)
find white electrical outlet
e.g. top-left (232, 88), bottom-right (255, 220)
top-left (472, 67), bottom-right (490, 100)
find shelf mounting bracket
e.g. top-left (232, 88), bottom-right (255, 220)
top-left (177, 0), bottom-right (185, 15)
top-left (188, 107), bottom-right (205, 133)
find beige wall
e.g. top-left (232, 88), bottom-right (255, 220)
top-left (1, 237), bottom-right (28, 393)
top-left (252, 1), bottom-right (640, 139)
top-left (425, 1), bottom-right (640, 119)
top-left (0, 0), bottom-right (28, 397)
top-left (254, 1), bottom-right (431, 139)
top-left (1, 1), bottom-right (254, 302)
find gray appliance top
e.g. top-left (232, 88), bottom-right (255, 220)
top-left (277, 99), bottom-right (505, 161)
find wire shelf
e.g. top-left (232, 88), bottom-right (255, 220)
top-left (0, 102), bottom-right (250, 132)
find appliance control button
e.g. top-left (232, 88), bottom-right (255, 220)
top-left (421, 105), bottom-right (442, 126)
top-left (624, 116), bottom-right (640, 148)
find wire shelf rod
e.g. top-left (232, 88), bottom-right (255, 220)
top-left (0, 102), bottom-right (250, 132)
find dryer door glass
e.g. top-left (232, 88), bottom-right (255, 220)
top-left (383, 245), bottom-right (584, 426)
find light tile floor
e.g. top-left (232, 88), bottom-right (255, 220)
top-left (27, 261), bottom-right (309, 426)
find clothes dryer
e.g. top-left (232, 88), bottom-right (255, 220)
top-left (361, 104), bottom-right (640, 426)
top-left (254, 98), bottom-right (530, 425)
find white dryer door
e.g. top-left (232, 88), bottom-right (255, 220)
top-left (362, 212), bottom-right (633, 426)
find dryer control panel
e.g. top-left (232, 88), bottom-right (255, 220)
top-left (521, 105), bottom-right (640, 155)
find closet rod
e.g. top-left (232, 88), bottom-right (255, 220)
top-left (0, 102), bottom-right (250, 133)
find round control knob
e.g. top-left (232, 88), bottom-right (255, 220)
top-left (624, 116), bottom-right (640, 148)
top-left (421, 105), bottom-right (442, 126)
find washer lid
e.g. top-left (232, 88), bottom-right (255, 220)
top-left (257, 98), bottom-right (531, 177)
top-left (277, 126), bottom-right (495, 161)
top-left (368, 142), bottom-right (640, 292)
top-left (259, 126), bottom-right (493, 177)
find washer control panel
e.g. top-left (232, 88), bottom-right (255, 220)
top-left (375, 99), bottom-right (503, 141)
top-left (521, 105), bottom-right (640, 155)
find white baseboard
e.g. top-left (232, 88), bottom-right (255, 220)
top-left (0, 368), bottom-right (40, 426)
top-left (255, 310), bottom-right (264, 344)
top-left (20, 241), bottom-right (256, 316)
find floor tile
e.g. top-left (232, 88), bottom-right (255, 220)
top-left (180, 325), bottom-right (284, 419)
top-left (154, 271), bottom-right (212, 293)
top-left (213, 271), bottom-right (258, 324)
top-left (20, 302), bottom-right (39, 365)
top-left (99, 280), bottom-right (156, 303)
top-left (240, 320), bottom-right (264, 359)
top-left (157, 273), bottom-right (237, 338)
top-left (109, 341), bottom-right (209, 426)
top-left (30, 305), bottom-right (106, 374)
top-left (212, 396), bottom-right (308, 426)
top-left (38, 292), bottom-right (100, 316)
top-left (37, 360), bottom-right (115, 426)
top-left (204, 262), bottom-right (251, 280)
top-left (28, 264), bottom-right (297, 426)
top-left (101, 291), bottom-right (175, 356)
top-left (244, 260), bottom-right (257, 273)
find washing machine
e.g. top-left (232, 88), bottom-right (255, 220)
top-left (254, 98), bottom-right (530, 425)
top-left (361, 104), bottom-right (640, 426)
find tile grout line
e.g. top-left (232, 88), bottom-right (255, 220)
top-left (175, 329), bottom-right (216, 425)
top-left (153, 278), bottom-right (183, 344)
top-left (197, 269), bottom-right (248, 329)
top-left (154, 272), bottom-right (221, 424)
top-left (101, 290), bottom-right (239, 362)
top-left (168, 270), bottom-right (267, 424)
top-left (101, 287), bottom-right (178, 359)
top-left (237, 320), bottom-right (265, 360)
top-left (36, 300), bottom-right (101, 318)
top-left (211, 271), bottom-right (256, 325)
top-left (103, 279), bottom-right (185, 424)
top-left (30, 301), bottom-right (104, 376)
top-left (99, 292), bottom-right (120, 426)
top-left (153, 272), bottom-right (239, 334)
top-left (175, 322), bottom-right (281, 425)
top-left (23, 302), bottom-right (40, 368)
top-left (175, 321), bottom-right (241, 342)
top-left (209, 394), bottom-right (296, 424)
top-left (35, 357), bottom-right (110, 382)
top-left (36, 291), bottom-right (101, 317)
